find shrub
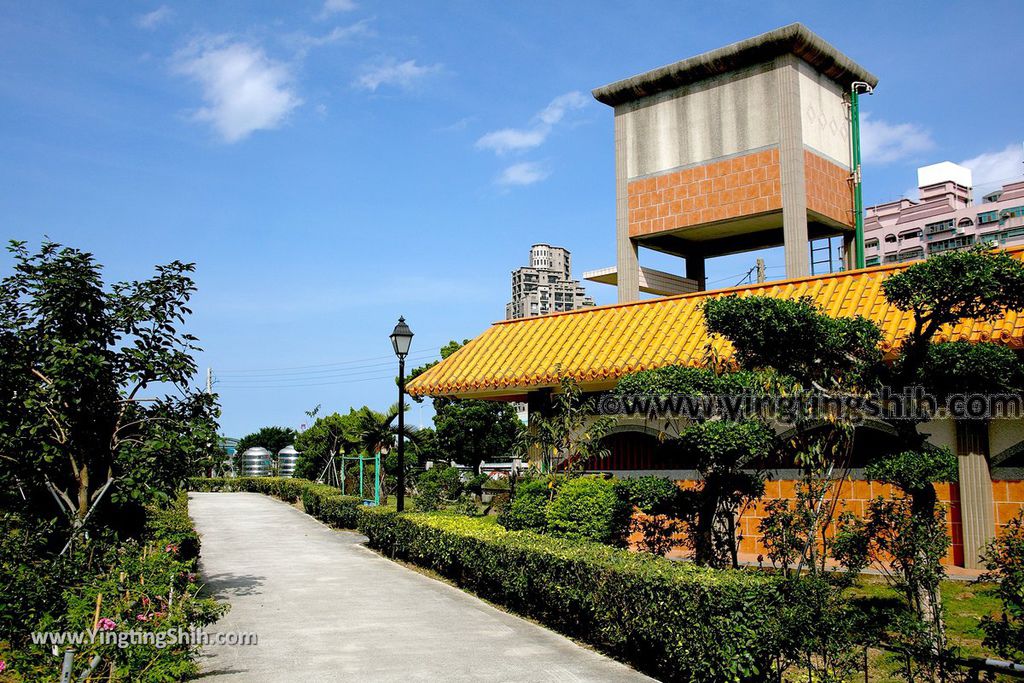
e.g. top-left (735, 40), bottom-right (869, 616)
top-left (413, 465), bottom-right (465, 512)
top-left (1, 492), bottom-right (225, 682)
top-left (617, 476), bottom-right (685, 517)
top-left (497, 479), bottom-right (551, 532)
top-left (357, 507), bottom-right (783, 682)
top-left (980, 510), bottom-right (1024, 661)
top-left (546, 476), bottom-right (631, 545)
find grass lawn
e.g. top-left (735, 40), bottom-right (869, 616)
top-left (849, 575), bottom-right (1002, 657)
top-left (846, 575), bottom-right (1011, 681)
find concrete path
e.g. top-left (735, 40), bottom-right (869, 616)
top-left (189, 492), bottom-right (652, 682)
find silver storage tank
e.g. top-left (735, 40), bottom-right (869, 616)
top-left (277, 445), bottom-right (300, 479)
top-left (242, 447), bottom-right (272, 477)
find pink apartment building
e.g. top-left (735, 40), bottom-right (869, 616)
top-left (864, 160), bottom-right (1024, 266)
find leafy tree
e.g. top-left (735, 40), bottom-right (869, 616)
top-left (676, 419), bottom-right (774, 567)
top-left (293, 409), bottom-right (360, 480)
top-left (353, 403), bottom-right (418, 455)
top-left (868, 246), bottom-right (1024, 664)
top-left (917, 341), bottom-right (1024, 396)
top-left (410, 340), bottom-right (523, 470)
top-left (0, 240), bottom-right (219, 543)
top-left (233, 425), bottom-right (297, 475)
top-left (882, 245), bottom-right (1024, 381)
top-left (703, 295), bottom-right (882, 387)
top-left (528, 375), bottom-right (614, 474)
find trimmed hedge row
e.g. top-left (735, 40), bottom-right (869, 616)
top-left (357, 507), bottom-right (784, 683)
top-left (189, 477), bottom-right (363, 529)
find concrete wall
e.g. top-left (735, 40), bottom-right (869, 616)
top-left (796, 60), bottom-right (851, 168)
top-left (618, 62), bottom-right (783, 180)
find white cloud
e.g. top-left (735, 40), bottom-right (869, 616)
top-left (173, 38), bottom-right (302, 143)
top-left (497, 161), bottom-right (550, 187)
top-left (476, 128), bottom-right (546, 153)
top-left (960, 143), bottom-right (1024, 189)
top-left (354, 58), bottom-right (441, 92)
top-left (860, 112), bottom-right (935, 165)
top-left (135, 5), bottom-right (172, 30)
top-left (476, 90), bottom-right (588, 154)
top-left (291, 19), bottom-right (373, 52)
top-left (319, 0), bottom-right (357, 17)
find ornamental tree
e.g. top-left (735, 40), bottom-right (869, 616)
top-left (0, 240), bottom-right (219, 542)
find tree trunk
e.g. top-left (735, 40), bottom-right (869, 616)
top-left (77, 464), bottom-right (90, 521)
top-left (910, 485), bottom-right (946, 662)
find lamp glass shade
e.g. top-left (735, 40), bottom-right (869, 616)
top-left (390, 316), bottom-right (414, 357)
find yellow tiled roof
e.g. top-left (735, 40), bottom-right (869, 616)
top-left (408, 247), bottom-right (1024, 399)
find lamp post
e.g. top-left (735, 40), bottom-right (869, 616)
top-left (390, 316), bottom-right (413, 512)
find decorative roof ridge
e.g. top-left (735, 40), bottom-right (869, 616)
top-left (593, 23), bottom-right (878, 107)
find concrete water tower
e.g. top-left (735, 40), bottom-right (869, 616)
top-left (586, 23), bottom-right (878, 301)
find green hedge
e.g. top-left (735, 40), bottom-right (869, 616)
top-left (357, 507), bottom-right (783, 682)
top-left (189, 477), bottom-right (363, 529)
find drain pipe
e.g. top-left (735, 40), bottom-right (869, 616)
top-left (850, 81), bottom-right (874, 269)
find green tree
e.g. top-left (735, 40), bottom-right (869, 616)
top-left (528, 375), bottom-right (614, 474)
top-left (0, 240), bottom-right (220, 542)
top-left (410, 340), bottom-right (523, 470)
top-left (293, 409), bottom-right (361, 480)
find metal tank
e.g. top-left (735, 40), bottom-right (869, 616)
top-left (277, 445), bottom-right (300, 479)
top-left (241, 447), bottom-right (272, 477)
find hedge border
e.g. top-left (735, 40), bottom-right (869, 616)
top-left (188, 477), bottom-right (364, 530)
top-left (356, 506), bottom-right (784, 683)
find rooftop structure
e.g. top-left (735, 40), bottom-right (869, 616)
top-left (410, 246), bottom-right (1024, 400)
top-left (505, 244), bottom-right (594, 319)
top-left (585, 23), bottom-right (877, 302)
top-left (864, 162), bottom-right (1024, 266)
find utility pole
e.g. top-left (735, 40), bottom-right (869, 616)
top-left (756, 258), bottom-right (766, 283)
top-left (206, 367), bottom-right (213, 394)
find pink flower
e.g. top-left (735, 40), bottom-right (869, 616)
top-left (165, 544), bottom-right (179, 554)
top-left (97, 618), bottom-right (116, 631)
top-left (141, 596), bottom-right (151, 607)
top-left (0, 660), bottom-right (6, 672)
top-left (136, 613), bottom-right (149, 622)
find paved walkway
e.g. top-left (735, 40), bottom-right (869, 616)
top-left (189, 492), bottom-right (651, 682)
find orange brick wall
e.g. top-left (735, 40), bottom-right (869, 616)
top-left (804, 150), bottom-right (854, 228)
top-left (646, 479), bottom-right (966, 567)
top-left (627, 148), bottom-right (781, 238)
top-left (994, 480), bottom-right (1024, 529)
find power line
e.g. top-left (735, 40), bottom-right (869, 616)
top-left (216, 345), bottom-right (445, 375)
top-left (215, 350), bottom-right (441, 380)
top-left (217, 373), bottom-right (400, 390)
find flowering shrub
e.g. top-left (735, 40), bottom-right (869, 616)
top-left (1, 492), bottom-right (224, 682)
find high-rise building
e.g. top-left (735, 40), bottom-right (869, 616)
top-left (505, 244), bottom-right (594, 319)
top-left (863, 161), bottom-right (1024, 265)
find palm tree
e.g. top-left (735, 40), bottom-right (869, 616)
top-left (353, 404), bottom-right (419, 500)
top-left (354, 403), bottom-right (419, 455)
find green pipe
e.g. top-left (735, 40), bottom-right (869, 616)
top-left (851, 86), bottom-right (867, 269)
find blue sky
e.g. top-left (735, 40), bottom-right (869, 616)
top-left (2, 1), bottom-right (1022, 437)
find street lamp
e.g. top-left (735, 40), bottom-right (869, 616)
top-left (390, 316), bottom-right (413, 512)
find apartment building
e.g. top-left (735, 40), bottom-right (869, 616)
top-left (864, 161), bottom-right (1024, 266)
top-left (505, 244), bottom-right (594, 319)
